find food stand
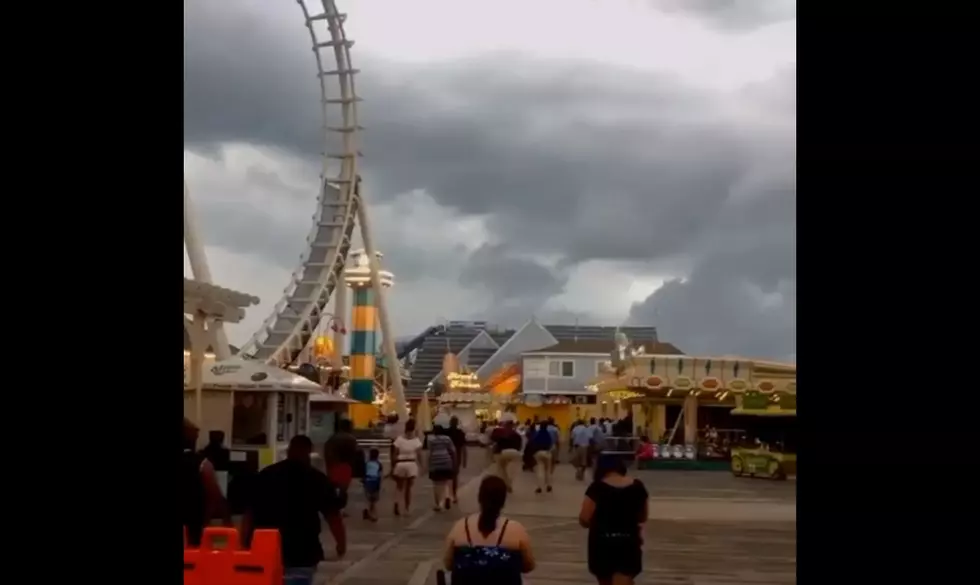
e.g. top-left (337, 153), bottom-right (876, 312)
top-left (183, 357), bottom-right (334, 469)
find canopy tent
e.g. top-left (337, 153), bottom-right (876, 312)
top-left (309, 392), bottom-right (358, 404)
top-left (184, 358), bottom-right (325, 393)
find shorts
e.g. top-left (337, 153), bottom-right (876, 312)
top-left (364, 478), bottom-right (381, 502)
top-left (393, 461), bottom-right (419, 479)
top-left (572, 446), bottom-right (589, 467)
top-left (429, 469), bottom-right (454, 482)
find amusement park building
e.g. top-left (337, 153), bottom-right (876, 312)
top-left (402, 320), bottom-right (661, 399)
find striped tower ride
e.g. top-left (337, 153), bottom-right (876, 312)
top-left (348, 287), bottom-right (377, 402)
top-left (344, 249), bottom-right (395, 403)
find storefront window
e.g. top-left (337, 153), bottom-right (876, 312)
top-left (232, 392), bottom-right (269, 446)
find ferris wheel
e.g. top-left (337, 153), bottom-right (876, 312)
top-left (186, 0), bottom-right (406, 413)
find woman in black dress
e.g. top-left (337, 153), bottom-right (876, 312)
top-left (578, 454), bottom-right (649, 585)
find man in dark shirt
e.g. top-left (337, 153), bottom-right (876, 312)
top-left (490, 419), bottom-right (522, 492)
top-left (323, 419), bottom-right (361, 509)
top-left (243, 435), bottom-right (347, 585)
top-left (199, 430), bottom-right (231, 470)
top-left (447, 416), bottom-right (467, 503)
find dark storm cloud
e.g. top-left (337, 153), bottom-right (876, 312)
top-left (650, 0), bottom-right (796, 31)
top-left (186, 24), bottom-right (776, 266)
top-left (458, 243), bottom-right (569, 316)
top-left (627, 161), bottom-right (796, 361)
top-left (184, 0), bottom-right (796, 359)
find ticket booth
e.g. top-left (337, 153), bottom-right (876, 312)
top-left (184, 358), bottom-right (334, 513)
top-left (184, 358), bottom-right (330, 462)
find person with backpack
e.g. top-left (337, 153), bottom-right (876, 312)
top-left (530, 421), bottom-right (554, 494)
top-left (427, 417), bottom-right (458, 511)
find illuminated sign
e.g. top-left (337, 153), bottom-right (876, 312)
top-left (447, 372), bottom-right (481, 390)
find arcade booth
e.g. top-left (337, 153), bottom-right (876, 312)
top-left (588, 354), bottom-right (796, 472)
top-left (184, 357), bottom-right (357, 513)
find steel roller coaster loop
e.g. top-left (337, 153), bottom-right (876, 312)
top-left (235, 0), bottom-right (407, 418)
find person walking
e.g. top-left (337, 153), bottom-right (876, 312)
top-left (199, 430), bottom-right (230, 470)
top-left (521, 420), bottom-right (537, 472)
top-left (361, 448), bottom-right (383, 521)
top-left (570, 419), bottom-right (593, 481)
top-left (181, 418), bottom-right (229, 546)
top-left (490, 418), bottom-right (523, 492)
top-left (590, 417), bottom-right (607, 471)
top-left (447, 416), bottom-right (468, 504)
top-left (243, 435), bottom-right (347, 585)
top-left (392, 419), bottom-right (424, 516)
top-left (427, 419), bottom-right (457, 511)
top-left (442, 475), bottom-right (535, 585)
top-left (324, 418), bottom-right (360, 512)
top-left (578, 455), bottom-right (649, 585)
top-left (546, 417), bottom-right (560, 472)
top-left (530, 421), bottom-right (554, 494)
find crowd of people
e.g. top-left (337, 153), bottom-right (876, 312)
top-left (182, 411), bottom-right (649, 585)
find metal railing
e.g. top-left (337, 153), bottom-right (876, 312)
top-left (356, 438), bottom-right (393, 465)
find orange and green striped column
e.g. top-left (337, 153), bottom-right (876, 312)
top-left (349, 287), bottom-right (377, 403)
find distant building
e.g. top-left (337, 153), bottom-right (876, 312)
top-left (402, 320), bottom-right (666, 400)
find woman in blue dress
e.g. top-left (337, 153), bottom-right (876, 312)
top-left (442, 475), bottom-right (535, 584)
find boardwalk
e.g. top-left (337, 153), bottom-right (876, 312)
top-left (315, 463), bottom-right (796, 585)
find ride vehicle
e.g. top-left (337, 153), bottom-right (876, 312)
top-left (729, 401), bottom-right (796, 480)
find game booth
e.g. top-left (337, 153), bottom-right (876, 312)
top-left (184, 357), bottom-right (355, 509)
top-left (588, 355), bottom-right (796, 473)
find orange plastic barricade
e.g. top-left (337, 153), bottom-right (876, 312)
top-left (184, 527), bottom-right (283, 585)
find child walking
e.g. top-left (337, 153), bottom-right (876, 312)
top-left (362, 448), bottom-right (382, 521)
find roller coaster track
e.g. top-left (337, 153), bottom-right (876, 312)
top-left (239, 0), bottom-right (363, 366)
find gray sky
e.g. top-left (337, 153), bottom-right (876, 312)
top-left (183, 0), bottom-right (796, 361)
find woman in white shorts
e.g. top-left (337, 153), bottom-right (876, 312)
top-left (392, 419), bottom-right (423, 516)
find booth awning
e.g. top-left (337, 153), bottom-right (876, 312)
top-left (731, 408), bottom-right (797, 417)
top-left (184, 358), bottom-right (325, 393)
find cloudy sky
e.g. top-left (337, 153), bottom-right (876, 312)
top-left (184, 0), bottom-right (796, 361)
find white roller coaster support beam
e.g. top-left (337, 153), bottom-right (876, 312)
top-left (334, 273), bottom-right (347, 361)
top-left (184, 181), bottom-right (232, 360)
top-left (356, 189), bottom-right (408, 422)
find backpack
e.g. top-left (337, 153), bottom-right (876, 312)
top-left (531, 427), bottom-right (553, 452)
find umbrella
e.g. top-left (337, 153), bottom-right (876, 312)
top-left (416, 389), bottom-right (434, 432)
